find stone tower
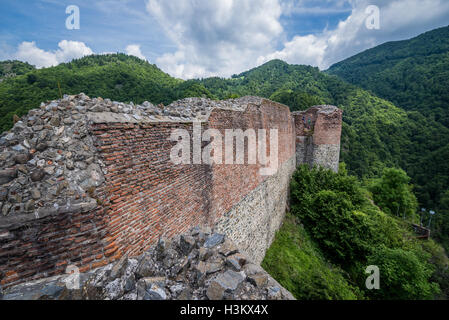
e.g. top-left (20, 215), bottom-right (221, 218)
top-left (293, 105), bottom-right (343, 172)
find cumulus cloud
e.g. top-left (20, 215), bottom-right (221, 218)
top-left (125, 44), bottom-right (147, 60)
top-left (146, 0), bottom-right (284, 79)
top-left (14, 40), bottom-right (93, 68)
top-left (259, 0), bottom-right (449, 69)
top-left (147, 0), bottom-right (449, 78)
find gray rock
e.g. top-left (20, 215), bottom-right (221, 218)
top-left (199, 247), bottom-right (213, 261)
top-left (66, 160), bottom-right (74, 170)
top-left (109, 255), bottom-right (128, 280)
top-left (144, 286), bottom-right (167, 300)
top-left (50, 116), bottom-right (60, 126)
top-left (0, 168), bottom-right (17, 185)
top-left (2, 202), bottom-right (11, 216)
top-left (226, 257), bottom-right (242, 271)
top-left (31, 188), bottom-right (41, 200)
top-left (104, 278), bottom-right (124, 300)
top-left (179, 235), bottom-right (196, 255)
top-left (135, 254), bottom-right (157, 279)
top-left (24, 199), bottom-right (35, 211)
top-left (247, 273), bottom-right (268, 288)
top-left (30, 169), bottom-right (45, 182)
top-left (136, 277), bottom-right (166, 300)
top-left (204, 234), bottom-right (225, 248)
top-left (207, 270), bottom-right (245, 300)
top-left (14, 154), bottom-right (30, 164)
top-left (43, 166), bottom-right (55, 175)
top-left (124, 275), bottom-right (136, 293)
top-left (11, 144), bottom-right (26, 152)
top-left (0, 188), bottom-right (8, 201)
top-left (63, 118), bottom-right (74, 125)
top-left (36, 143), bottom-right (48, 152)
top-left (242, 263), bottom-right (264, 276)
top-left (267, 286), bottom-right (282, 300)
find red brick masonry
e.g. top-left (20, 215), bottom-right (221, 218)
top-left (0, 99), bottom-right (296, 288)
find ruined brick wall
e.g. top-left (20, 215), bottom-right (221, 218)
top-left (1, 96), bottom-right (342, 288)
top-left (0, 96), bottom-right (297, 288)
top-left (90, 122), bottom-right (214, 258)
top-left (209, 101), bottom-right (296, 263)
top-left (293, 106), bottom-right (342, 172)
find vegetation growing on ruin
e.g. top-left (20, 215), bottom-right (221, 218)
top-left (263, 165), bottom-right (449, 300)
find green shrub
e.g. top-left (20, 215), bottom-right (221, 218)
top-left (366, 246), bottom-right (440, 300)
top-left (262, 214), bottom-right (360, 300)
top-left (284, 164), bottom-right (445, 300)
top-left (369, 168), bottom-right (418, 220)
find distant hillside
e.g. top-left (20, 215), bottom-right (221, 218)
top-left (0, 53), bottom-right (213, 131)
top-left (327, 25), bottom-right (449, 127)
top-left (0, 60), bottom-right (35, 81)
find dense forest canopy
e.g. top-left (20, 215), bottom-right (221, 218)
top-left (263, 165), bottom-right (449, 300)
top-left (327, 25), bottom-right (449, 128)
top-left (0, 60), bottom-right (35, 81)
top-left (194, 59), bottom-right (449, 211)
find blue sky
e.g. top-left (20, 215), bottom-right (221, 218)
top-left (1, 0), bottom-right (449, 79)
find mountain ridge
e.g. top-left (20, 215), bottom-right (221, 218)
top-left (327, 25), bottom-right (449, 127)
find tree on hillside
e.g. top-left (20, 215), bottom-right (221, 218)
top-left (369, 168), bottom-right (418, 220)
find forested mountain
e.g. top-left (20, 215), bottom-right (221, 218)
top-left (0, 60), bottom-right (35, 81)
top-left (0, 53), bottom-right (448, 213)
top-left (327, 25), bottom-right (449, 128)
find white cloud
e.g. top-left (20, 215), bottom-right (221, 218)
top-left (146, 0), bottom-right (284, 79)
top-left (259, 0), bottom-right (449, 69)
top-left (16, 42), bottom-right (58, 68)
top-left (14, 40), bottom-right (93, 68)
top-left (125, 44), bottom-right (147, 60)
top-left (147, 0), bottom-right (449, 78)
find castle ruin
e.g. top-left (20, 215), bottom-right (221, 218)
top-left (0, 94), bottom-right (342, 288)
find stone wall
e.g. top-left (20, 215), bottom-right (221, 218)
top-left (292, 106), bottom-right (343, 172)
top-left (214, 156), bottom-right (295, 264)
top-left (0, 95), bottom-right (297, 288)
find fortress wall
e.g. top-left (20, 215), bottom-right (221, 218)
top-left (293, 106), bottom-right (343, 172)
top-left (0, 205), bottom-right (110, 288)
top-left (90, 122), bottom-right (213, 259)
top-left (0, 95), bottom-right (341, 289)
top-left (208, 101), bottom-right (296, 263)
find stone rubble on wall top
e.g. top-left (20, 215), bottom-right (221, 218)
top-left (1, 227), bottom-right (295, 300)
top-left (0, 93), bottom-right (267, 223)
top-left (292, 105), bottom-right (339, 116)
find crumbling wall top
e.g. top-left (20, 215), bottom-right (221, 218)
top-left (0, 94), bottom-right (280, 228)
